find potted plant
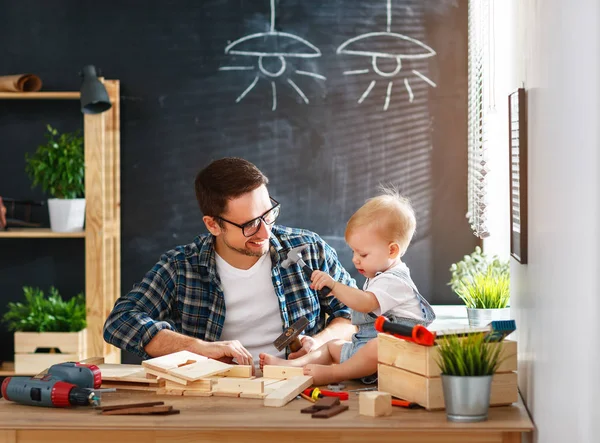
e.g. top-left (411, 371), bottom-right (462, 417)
top-left (436, 332), bottom-right (504, 422)
top-left (25, 125), bottom-right (85, 232)
top-left (2, 286), bottom-right (87, 374)
top-left (449, 246), bottom-right (510, 326)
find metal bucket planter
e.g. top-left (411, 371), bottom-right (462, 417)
top-left (466, 307), bottom-right (511, 327)
top-left (441, 374), bottom-right (493, 422)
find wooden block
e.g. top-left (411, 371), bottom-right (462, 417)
top-left (183, 390), bottom-right (213, 397)
top-left (264, 379), bottom-right (288, 394)
top-left (222, 365), bottom-right (253, 378)
top-left (359, 391), bottom-right (392, 417)
top-left (212, 391), bottom-right (241, 398)
top-left (239, 392), bottom-right (268, 399)
top-left (168, 359), bottom-right (232, 381)
top-left (301, 405), bottom-right (320, 414)
top-left (165, 379), bottom-right (211, 391)
top-left (264, 376), bottom-right (313, 407)
top-left (141, 351), bottom-right (208, 373)
top-left (377, 364), bottom-right (518, 410)
top-left (313, 397), bottom-right (340, 410)
top-left (164, 389), bottom-right (184, 396)
top-left (216, 377), bottom-right (264, 394)
top-left (311, 404), bottom-right (349, 419)
top-left (377, 334), bottom-right (518, 377)
top-left (262, 365), bottom-right (305, 379)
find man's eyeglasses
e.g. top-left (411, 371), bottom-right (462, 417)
top-left (217, 197), bottom-right (281, 237)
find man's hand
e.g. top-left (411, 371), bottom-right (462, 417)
top-left (310, 270), bottom-right (337, 294)
top-left (287, 335), bottom-right (320, 360)
top-left (193, 340), bottom-right (254, 366)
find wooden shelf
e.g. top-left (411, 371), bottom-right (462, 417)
top-left (0, 228), bottom-right (85, 238)
top-left (0, 91), bottom-right (80, 100)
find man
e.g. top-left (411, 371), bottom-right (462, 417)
top-left (103, 157), bottom-right (356, 366)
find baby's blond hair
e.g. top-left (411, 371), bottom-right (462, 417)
top-left (345, 187), bottom-right (416, 256)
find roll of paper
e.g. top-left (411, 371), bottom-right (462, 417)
top-left (0, 74), bottom-right (43, 92)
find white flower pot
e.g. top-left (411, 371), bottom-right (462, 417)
top-left (48, 198), bottom-right (86, 232)
top-left (466, 307), bottom-right (511, 327)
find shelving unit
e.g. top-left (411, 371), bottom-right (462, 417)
top-left (0, 80), bottom-right (121, 375)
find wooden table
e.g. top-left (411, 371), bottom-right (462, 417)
top-left (0, 388), bottom-right (533, 443)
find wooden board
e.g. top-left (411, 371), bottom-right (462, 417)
top-left (141, 351), bottom-right (208, 373)
top-left (167, 359), bottom-right (232, 381)
top-left (144, 368), bottom-right (190, 385)
top-left (222, 365), bottom-right (253, 378)
top-left (216, 378), bottom-right (264, 394)
top-left (263, 376), bottom-right (313, 408)
top-left (98, 364), bottom-right (159, 384)
top-left (262, 365), bottom-right (305, 379)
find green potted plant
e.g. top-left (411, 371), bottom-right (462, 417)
top-left (2, 286), bottom-right (87, 374)
top-left (435, 333), bottom-right (504, 422)
top-left (449, 246), bottom-right (510, 326)
top-left (25, 125), bottom-right (85, 232)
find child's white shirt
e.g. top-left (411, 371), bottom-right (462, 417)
top-left (363, 262), bottom-right (424, 320)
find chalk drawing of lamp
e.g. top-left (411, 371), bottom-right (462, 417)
top-left (337, 0), bottom-right (437, 110)
top-left (219, 0), bottom-right (326, 111)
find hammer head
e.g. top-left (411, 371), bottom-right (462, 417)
top-left (273, 316), bottom-right (309, 352)
top-left (280, 245), bottom-right (309, 269)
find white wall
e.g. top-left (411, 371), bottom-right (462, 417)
top-left (498, 1), bottom-right (600, 442)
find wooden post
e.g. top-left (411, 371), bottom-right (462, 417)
top-left (84, 79), bottom-right (121, 363)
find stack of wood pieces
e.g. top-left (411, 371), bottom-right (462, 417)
top-left (98, 401), bottom-right (179, 416)
top-left (140, 351), bottom-right (314, 407)
top-left (301, 396), bottom-right (349, 419)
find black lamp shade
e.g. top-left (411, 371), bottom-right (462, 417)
top-left (80, 65), bottom-right (112, 114)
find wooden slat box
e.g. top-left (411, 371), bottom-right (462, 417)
top-left (14, 329), bottom-right (87, 374)
top-left (377, 333), bottom-right (518, 410)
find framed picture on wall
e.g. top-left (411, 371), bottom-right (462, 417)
top-left (508, 88), bottom-right (528, 264)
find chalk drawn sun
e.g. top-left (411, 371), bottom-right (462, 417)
top-left (337, 0), bottom-right (437, 110)
top-left (219, 0), bottom-right (326, 111)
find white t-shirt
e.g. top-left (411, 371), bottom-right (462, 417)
top-left (215, 252), bottom-right (286, 366)
top-left (364, 262), bottom-right (424, 320)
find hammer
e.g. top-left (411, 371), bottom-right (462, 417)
top-left (273, 316), bottom-right (309, 353)
top-left (280, 245), bottom-right (333, 296)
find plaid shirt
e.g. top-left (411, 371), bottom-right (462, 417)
top-left (103, 225), bottom-right (355, 359)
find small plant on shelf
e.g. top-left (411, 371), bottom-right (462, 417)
top-left (24, 125), bottom-right (85, 200)
top-left (2, 286), bottom-right (86, 332)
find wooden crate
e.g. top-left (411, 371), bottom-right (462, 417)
top-left (14, 329), bottom-right (87, 374)
top-left (377, 333), bottom-right (518, 410)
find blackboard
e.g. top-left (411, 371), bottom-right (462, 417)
top-left (0, 0), bottom-right (475, 363)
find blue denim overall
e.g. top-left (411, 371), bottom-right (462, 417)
top-left (340, 265), bottom-right (436, 366)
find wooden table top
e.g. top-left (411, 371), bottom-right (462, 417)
top-left (0, 388), bottom-right (533, 433)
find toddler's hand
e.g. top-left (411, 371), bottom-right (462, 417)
top-left (310, 270), bottom-right (337, 294)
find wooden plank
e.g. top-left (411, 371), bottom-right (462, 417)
top-left (142, 351), bottom-right (208, 373)
top-left (144, 368), bottom-right (189, 385)
top-left (98, 401), bottom-right (164, 412)
top-left (0, 91), bottom-right (79, 99)
top-left (98, 364), bottom-right (159, 384)
top-left (262, 365), bottom-right (305, 379)
top-left (263, 375), bottom-right (313, 407)
top-left (183, 391), bottom-right (213, 397)
top-left (216, 378), bottom-right (264, 394)
top-left (14, 353), bottom-right (84, 375)
top-left (168, 359), bottom-right (231, 381)
top-left (0, 228), bottom-right (85, 238)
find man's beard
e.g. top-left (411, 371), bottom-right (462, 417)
top-left (223, 235), bottom-right (268, 258)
